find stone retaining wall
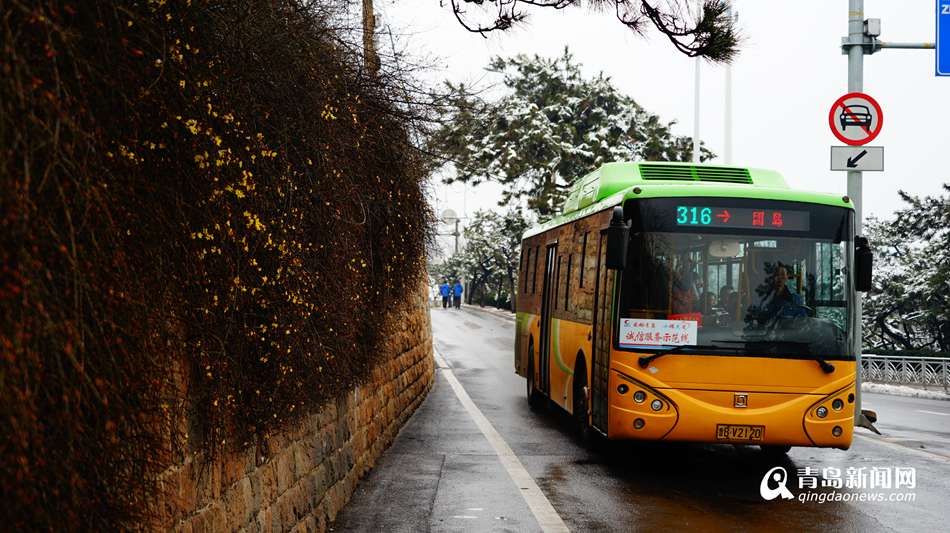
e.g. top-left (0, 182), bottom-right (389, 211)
top-left (159, 291), bottom-right (434, 532)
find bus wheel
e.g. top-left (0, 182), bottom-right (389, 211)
top-left (761, 445), bottom-right (792, 457)
top-left (526, 342), bottom-right (541, 410)
top-left (573, 363), bottom-right (591, 445)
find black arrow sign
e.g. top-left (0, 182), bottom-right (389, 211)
top-left (847, 149), bottom-right (869, 168)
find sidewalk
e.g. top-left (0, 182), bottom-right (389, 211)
top-left (427, 298), bottom-right (516, 321)
top-left (862, 381), bottom-right (950, 401)
top-left (330, 349), bottom-right (537, 531)
top-left (460, 303), bottom-right (516, 322)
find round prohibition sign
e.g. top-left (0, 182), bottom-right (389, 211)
top-left (828, 92), bottom-right (883, 146)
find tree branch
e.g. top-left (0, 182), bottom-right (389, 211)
top-left (447, 0), bottom-right (739, 62)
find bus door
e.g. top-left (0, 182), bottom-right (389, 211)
top-left (591, 232), bottom-right (614, 434)
top-left (538, 243), bottom-right (558, 396)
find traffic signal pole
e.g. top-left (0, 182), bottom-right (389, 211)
top-left (842, 0), bottom-right (933, 430)
top-left (846, 0), bottom-right (866, 431)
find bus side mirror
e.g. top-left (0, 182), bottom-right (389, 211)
top-left (606, 206), bottom-right (629, 270)
top-left (855, 236), bottom-right (873, 292)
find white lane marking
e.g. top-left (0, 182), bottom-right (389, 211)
top-left (433, 350), bottom-right (449, 369)
top-left (435, 348), bottom-right (570, 533)
top-left (917, 410), bottom-right (950, 417)
top-left (451, 516), bottom-right (478, 519)
top-left (855, 433), bottom-right (950, 464)
top-left (466, 508), bottom-right (484, 511)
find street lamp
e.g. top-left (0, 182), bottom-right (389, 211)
top-left (438, 209), bottom-right (463, 255)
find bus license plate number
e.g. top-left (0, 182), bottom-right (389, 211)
top-left (716, 424), bottom-right (764, 442)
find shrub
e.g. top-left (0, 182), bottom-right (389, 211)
top-left (0, 0), bottom-right (431, 528)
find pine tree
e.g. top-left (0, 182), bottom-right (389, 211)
top-left (429, 49), bottom-right (711, 219)
top-left (448, 0), bottom-right (739, 64)
top-left (430, 209), bottom-right (529, 309)
top-left (864, 184), bottom-right (950, 352)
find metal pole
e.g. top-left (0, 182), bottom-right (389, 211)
top-left (693, 58), bottom-right (701, 162)
top-left (724, 3), bottom-right (734, 165)
top-left (724, 64), bottom-right (732, 165)
top-left (878, 41), bottom-right (935, 49)
top-left (454, 219), bottom-right (460, 255)
top-left (692, 0), bottom-right (702, 163)
top-left (848, 0), bottom-right (865, 428)
top-left (943, 357), bottom-right (948, 394)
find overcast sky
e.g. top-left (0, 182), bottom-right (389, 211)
top-left (378, 0), bottom-right (948, 239)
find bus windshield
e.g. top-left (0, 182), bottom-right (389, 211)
top-left (617, 198), bottom-right (853, 359)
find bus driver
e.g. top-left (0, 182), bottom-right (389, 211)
top-left (756, 263), bottom-right (806, 323)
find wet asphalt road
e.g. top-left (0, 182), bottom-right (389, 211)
top-left (861, 393), bottom-right (950, 458)
top-left (332, 307), bottom-right (950, 532)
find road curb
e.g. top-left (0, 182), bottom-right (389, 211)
top-left (461, 304), bottom-right (516, 322)
top-left (862, 382), bottom-right (950, 401)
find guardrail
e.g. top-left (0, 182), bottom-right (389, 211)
top-left (861, 354), bottom-right (950, 391)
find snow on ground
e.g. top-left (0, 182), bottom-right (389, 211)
top-left (862, 382), bottom-right (950, 401)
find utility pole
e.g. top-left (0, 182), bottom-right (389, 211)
top-left (362, 0), bottom-right (379, 76)
top-left (692, 0), bottom-right (702, 163)
top-left (841, 0), bottom-right (934, 429)
top-left (723, 3), bottom-right (735, 165)
top-left (453, 218), bottom-right (460, 255)
top-left (438, 210), bottom-right (462, 256)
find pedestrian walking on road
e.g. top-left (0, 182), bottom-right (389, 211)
top-left (452, 280), bottom-right (463, 310)
top-left (439, 281), bottom-right (451, 309)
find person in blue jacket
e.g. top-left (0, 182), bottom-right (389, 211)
top-left (439, 281), bottom-right (451, 309)
top-left (452, 280), bottom-right (463, 310)
top-left (757, 263), bottom-right (806, 323)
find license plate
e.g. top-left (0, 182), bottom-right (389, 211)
top-left (716, 424), bottom-right (765, 442)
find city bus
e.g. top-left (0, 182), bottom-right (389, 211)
top-left (514, 162), bottom-right (873, 453)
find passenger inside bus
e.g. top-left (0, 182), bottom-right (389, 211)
top-left (719, 286), bottom-right (740, 325)
top-left (671, 263), bottom-right (699, 314)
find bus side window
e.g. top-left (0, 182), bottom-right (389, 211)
top-left (522, 247), bottom-right (532, 294)
top-left (532, 246), bottom-right (539, 293)
top-left (579, 231), bottom-right (589, 288)
top-left (565, 253), bottom-right (572, 310)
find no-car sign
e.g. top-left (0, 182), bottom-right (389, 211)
top-left (828, 93), bottom-right (883, 146)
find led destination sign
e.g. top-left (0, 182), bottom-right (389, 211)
top-left (675, 206), bottom-right (810, 232)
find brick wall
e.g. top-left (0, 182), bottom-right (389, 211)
top-left (158, 290), bottom-right (434, 532)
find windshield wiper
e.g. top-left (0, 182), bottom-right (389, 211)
top-left (638, 344), bottom-right (735, 368)
top-left (771, 340), bottom-right (836, 374)
top-left (816, 358), bottom-right (836, 374)
top-left (711, 339), bottom-right (836, 374)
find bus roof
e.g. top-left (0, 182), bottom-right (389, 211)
top-left (523, 161), bottom-right (853, 239)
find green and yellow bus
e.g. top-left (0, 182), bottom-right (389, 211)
top-left (515, 162), bottom-right (873, 453)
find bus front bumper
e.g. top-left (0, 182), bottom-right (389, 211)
top-left (606, 370), bottom-right (855, 449)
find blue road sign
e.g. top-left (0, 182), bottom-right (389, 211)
top-left (940, 0), bottom-right (950, 76)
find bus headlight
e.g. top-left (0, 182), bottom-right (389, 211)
top-left (803, 384), bottom-right (854, 448)
top-left (614, 372), bottom-right (679, 439)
